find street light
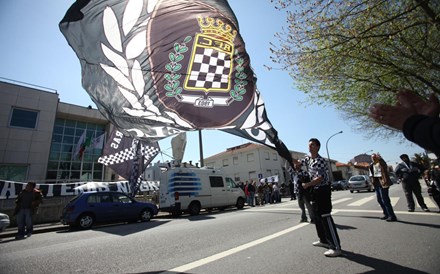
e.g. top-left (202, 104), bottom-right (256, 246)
top-left (326, 131), bottom-right (343, 182)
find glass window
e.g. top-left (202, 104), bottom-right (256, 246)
top-left (9, 108), bottom-right (38, 129)
top-left (225, 177), bottom-right (238, 188)
top-left (0, 165), bottom-right (28, 181)
top-left (273, 153), bottom-right (278, 161)
top-left (209, 176), bottom-right (224, 187)
top-left (222, 159), bottom-right (229, 167)
top-left (247, 153), bottom-right (254, 162)
top-left (248, 171), bottom-right (256, 180)
top-left (113, 193), bottom-right (132, 203)
top-left (264, 151), bottom-right (270, 160)
top-left (233, 156), bottom-right (238, 165)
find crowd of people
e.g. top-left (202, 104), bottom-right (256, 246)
top-left (238, 180), bottom-right (283, 207)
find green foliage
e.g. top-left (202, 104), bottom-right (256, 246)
top-left (270, 0), bottom-right (440, 137)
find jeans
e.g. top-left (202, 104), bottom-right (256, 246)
top-left (298, 192), bottom-right (314, 221)
top-left (375, 185), bottom-right (396, 219)
top-left (16, 208), bottom-right (33, 237)
top-left (249, 192), bottom-right (255, 206)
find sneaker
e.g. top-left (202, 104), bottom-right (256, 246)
top-left (15, 235), bottom-right (25, 240)
top-left (380, 215), bottom-right (389, 220)
top-left (386, 217), bottom-right (397, 222)
top-left (408, 209), bottom-right (414, 212)
top-left (422, 208), bottom-right (430, 212)
top-left (299, 219), bottom-right (308, 223)
top-left (26, 233), bottom-right (32, 238)
top-left (324, 249), bottom-right (342, 257)
top-left (313, 241), bottom-right (330, 248)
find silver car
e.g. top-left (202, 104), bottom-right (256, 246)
top-left (348, 175), bottom-right (374, 193)
top-left (0, 212), bottom-right (10, 232)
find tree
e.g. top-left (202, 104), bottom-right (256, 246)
top-left (269, 0), bottom-right (439, 136)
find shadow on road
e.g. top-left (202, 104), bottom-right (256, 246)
top-left (342, 250), bottom-right (429, 274)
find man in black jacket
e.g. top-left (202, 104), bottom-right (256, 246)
top-left (395, 154), bottom-right (429, 212)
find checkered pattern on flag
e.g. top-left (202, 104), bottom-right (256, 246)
top-left (187, 48), bottom-right (231, 89)
top-left (98, 129), bottom-right (160, 180)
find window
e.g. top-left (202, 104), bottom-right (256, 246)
top-left (233, 156), bottom-right (238, 165)
top-left (113, 193), bottom-right (132, 203)
top-left (0, 165), bottom-right (28, 181)
top-left (222, 159), bottom-right (229, 167)
top-left (266, 170), bottom-right (272, 177)
top-left (9, 108), bottom-right (38, 129)
top-left (248, 171), bottom-right (256, 180)
top-left (225, 177), bottom-right (238, 188)
top-left (264, 151), bottom-right (270, 160)
top-left (247, 153), bottom-right (254, 162)
top-left (234, 173), bottom-right (240, 182)
top-left (209, 176), bottom-right (224, 187)
top-left (272, 153), bottom-right (278, 161)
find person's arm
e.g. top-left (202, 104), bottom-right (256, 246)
top-left (403, 115), bottom-right (440, 155)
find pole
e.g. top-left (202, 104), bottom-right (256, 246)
top-left (199, 130), bottom-right (204, 167)
top-left (326, 131), bottom-right (343, 182)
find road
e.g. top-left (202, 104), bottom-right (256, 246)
top-left (1, 184), bottom-right (439, 274)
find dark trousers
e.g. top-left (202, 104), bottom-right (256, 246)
top-left (375, 185), bottom-right (396, 218)
top-left (311, 185), bottom-right (341, 250)
top-left (401, 179), bottom-right (427, 210)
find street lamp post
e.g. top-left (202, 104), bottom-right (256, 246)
top-left (326, 131), bottom-right (343, 182)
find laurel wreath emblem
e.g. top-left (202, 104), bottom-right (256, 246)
top-left (164, 36), bottom-right (192, 98)
top-left (99, 0), bottom-right (192, 135)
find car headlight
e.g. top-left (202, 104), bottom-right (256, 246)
top-left (0, 214), bottom-right (10, 221)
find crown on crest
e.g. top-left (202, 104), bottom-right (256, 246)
top-left (197, 16), bottom-right (237, 42)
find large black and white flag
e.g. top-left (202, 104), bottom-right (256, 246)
top-left (60, 0), bottom-right (293, 166)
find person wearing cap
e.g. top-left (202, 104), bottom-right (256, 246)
top-left (369, 153), bottom-right (397, 221)
top-left (395, 154), bottom-right (430, 212)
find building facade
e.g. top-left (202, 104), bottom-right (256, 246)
top-left (0, 80), bottom-right (113, 183)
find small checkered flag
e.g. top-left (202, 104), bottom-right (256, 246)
top-left (98, 129), bottom-right (160, 181)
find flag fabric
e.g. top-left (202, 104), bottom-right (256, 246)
top-left (88, 133), bottom-right (105, 150)
top-left (72, 130), bottom-right (86, 160)
top-left (98, 129), bottom-right (160, 180)
top-left (60, 0), bottom-right (293, 166)
top-left (78, 136), bottom-right (92, 160)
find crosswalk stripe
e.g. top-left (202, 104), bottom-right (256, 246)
top-left (390, 197), bottom-right (399, 207)
top-left (348, 196), bottom-right (375, 206)
top-left (332, 198), bottom-right (352, 205)
top-left (425, 198), bottom-right (437, 209)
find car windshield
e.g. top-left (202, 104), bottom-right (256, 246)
top-left (351, 176), bottom-right (364, 181)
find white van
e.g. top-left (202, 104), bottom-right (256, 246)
top-left (158, 166), bottom-right (246, 215)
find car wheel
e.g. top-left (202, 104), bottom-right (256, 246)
top-left (140, 209), bottom-right (152, 222)
top-left (188, 201), bottom-right (201, 216)
top-left (77, 213), bottom-right (94, 229)
top-left (350, 190), bottom-right (353, 193)
top-left (236, 197), bottom-right (245, 209)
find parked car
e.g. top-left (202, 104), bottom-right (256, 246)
top-left (348, 175), bottom-right (374, 193)
top-left (331, 180), bottom-right (348, 191)
top-left (0, 212), bottom-right (10, 232)
top-left (60, 191), bottom-right (158, 229)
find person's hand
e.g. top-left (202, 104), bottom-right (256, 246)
top-left (397, 90), bottom-right (440, 117)
top-left (369, 90), bottom-right (440, 130)
top-left (369, 103), bottom-right (414, 130)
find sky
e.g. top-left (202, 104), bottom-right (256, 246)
top-left (0, 0), bottom-right (426, 168)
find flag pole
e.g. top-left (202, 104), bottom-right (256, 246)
top-left (198, 130), bottom-right (204, 167)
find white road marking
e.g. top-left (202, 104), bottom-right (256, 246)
top-left (390, 197), bottom-right (399, 207)
top-left (332, 198), bottom-right (352, 205)
top-left (164, 222), bottom-right (310, 273)
top-left (348, 196), bottom-right (375, 206)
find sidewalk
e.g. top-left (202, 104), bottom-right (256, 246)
top-left (0, 222), bottom-right (66, 239)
